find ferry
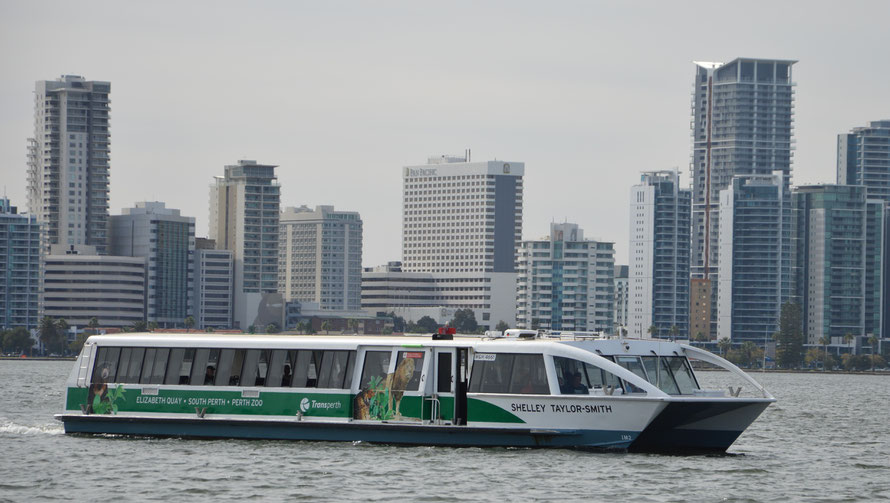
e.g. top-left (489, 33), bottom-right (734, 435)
top-left (55, 329), bottom-right (774, 452)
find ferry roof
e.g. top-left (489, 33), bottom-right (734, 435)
top-left (85, 332), bottom-right (692, 356)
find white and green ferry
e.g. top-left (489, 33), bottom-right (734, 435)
top-left (56, 330), bottom-right (774, 452)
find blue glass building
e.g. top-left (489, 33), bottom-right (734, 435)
top-left (792, 185), bottom-right (885, 342)
top-left (717, 173), bottom-right (791, 344)
top-left (0, 198), bottom-right (41, 329)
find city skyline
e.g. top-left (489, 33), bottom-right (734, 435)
top-left (1, 2), bottom-right (889, 267)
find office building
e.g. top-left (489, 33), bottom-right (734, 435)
top-left (613, 265), bottom-right (629, 332)
top-left (209, 160), bottom-right (280, 329)
top-left (43, 245), bottom-right (145, 328)
top-left (690, 59), bottom-right (796, 336)
top-left (27, 75), bottom-right (111, 254)
top-left (838, 120), bottom-right (890, 203)
top-left (279, 205), bottom-right (363, 311)
top-left (792, 185), bottom-right (884, 343)
top-left (399, 155), bottom-right (524, 327)
top-left (516, 223), bottom-right (615, 333)
top-left (717, 173), bottom-right (791, 343)
top-left (110, 202), bottom-right (195, 327)
top-left (194, 238), bottom-right (234, 330)
top-left (628, 170), bottom-right (691, 339)
top-left (0, 198), bottom-right (41, 329)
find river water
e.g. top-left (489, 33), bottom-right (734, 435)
top-left (1, 360), bottom-right (888, 502)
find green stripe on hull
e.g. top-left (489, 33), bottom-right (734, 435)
top-left (67, 386), bottom-right (351, 418)
top-left (66, 388), bottom-right (524, 424)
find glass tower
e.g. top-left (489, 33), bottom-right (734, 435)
top-left (717, 173), bottom-right (791, 344)
top-left (838, 120), bottom-right (890, 203)
top-left (690, 59), bottom-right (796, 337)
top-left (628, 170), bottom-right (691, 339)
top-left (792, 185), bottom-right (884, 341)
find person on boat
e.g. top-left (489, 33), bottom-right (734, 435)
top-left (281, 365), bottom-right (292, 387)
top-left (567, 372), bottom-right (589, 394)
top-left (204, 365), bottom-right (216, 385)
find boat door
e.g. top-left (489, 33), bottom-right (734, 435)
top-left (433, 347), bottom-right (468, 425)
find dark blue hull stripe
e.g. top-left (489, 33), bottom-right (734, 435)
top-left (59, 415), bottom-right (636, 449)
top-left (629, 400), bottom-right (770, 453)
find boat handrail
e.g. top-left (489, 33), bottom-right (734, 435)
top-left (679, 343), bottom-right (774, 399)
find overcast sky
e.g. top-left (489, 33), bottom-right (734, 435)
top-left (1, 1), bottom-right (888, 265)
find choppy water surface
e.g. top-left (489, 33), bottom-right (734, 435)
top-left (1, 361), bottom-right (888, 502)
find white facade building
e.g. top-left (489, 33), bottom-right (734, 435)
top-left (279, 205), bottom-right (363, 311)
top-left (628, 171), bottom-right (691, 339)
top-left (516, 223), bottom-right (615, 333)
top-left (27, 75), bottom-right (111, 254)
top-left (42, 245), bottom-right (145, 328)
top-left (398, 155), bottom-right (524, 328)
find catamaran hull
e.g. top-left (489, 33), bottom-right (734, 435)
top-left (628, 399), bottom-right (772, 453)
top-left (56, 414), bottom-right (640, 449)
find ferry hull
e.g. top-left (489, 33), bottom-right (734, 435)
top-left (628, 399), bottom-right (772, 453)
top-left (56, 414), bottom-right (639, 449)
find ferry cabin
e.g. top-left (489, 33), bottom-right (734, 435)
top-left (58, 333), bottom-right (773, 451)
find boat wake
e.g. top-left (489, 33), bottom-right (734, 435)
top-left (0, 418), bottom-right (64, 436)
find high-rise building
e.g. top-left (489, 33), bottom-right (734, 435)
top-left (690, 59), bottom-right (796, 336)
top-left (613, 265), bottom-right (629, 331)
top-left (717, 173), bottom-right (791, 343)
top-left (43, 245), bottom-right (145, 329)
top-left (194, 239), bottom-right (234, 330)
top-left (838, 120), bottom-right (890, 203)
top-left (27, 75), bottom-right (111, 254)
top-left (0, 198), bottom-right (42, 329)
top-left (516, 223), bottom-right (614, 333)
top-left (209, 160), bottom-right (280, 329)
top-left (279, 205), bottom-right (363, 311)
top-left (399, 155), bottom-right (524, 327)
top-left (884, 206), bottom-right (890, 342)
top-left (628, 170), bottom-right (691, 339)
top-left (791, 185), bottom-right (885, 342)
top-left (110, 202), bottom-right (195, 327)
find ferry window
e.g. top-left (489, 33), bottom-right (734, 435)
top-left (666, 357), bottom-right (698, 394)
top-left (641, 356), bottom-right (680, 395)
top-left (92, 347), bottom-right (121, 384)
top-left (164, 348), bottom-right (187, 385)
top-left (615, 356), bottom-right (647, 393)
top-left (436, 352), bottom-right (452, 393)
top-left (230, 350), bottom-right (246, 385)
top-left (179, 349), bottom-right (195, 385)
top-left (239, 349), bottom-right (263, 387)
top-left (116, 347), bottom-right (133, 383)
top-left (468, 353), bottom-right (514, 394)
top-left (508, 354), bottom-right (548, 394)
top-left (360, 350), bottom-right (392, 390)
top-left (317, 351), bottom-right (355, 389)
top-left (139, 348), bottom-right (156, 384)
top-left (190, 348), bottom-right (218, 385)
top-left (122, 347), bottom-right (145, 383)
top-left (266, 350), bottom-right (295, 387)
top-left (147, 348), bottom-right (170, 385)
top-left (393, 351), bottom-right (425, 392)
top-left (215, 349), bottom-right (236, 386)
top-left (554, 356), bottom-right (616, 394)
top-left (256, 350), bottom-right (271, 386)
top-left (282, 350), bottom-right (298, 386)
top-left (291, 351), bottom-right (315, 387)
